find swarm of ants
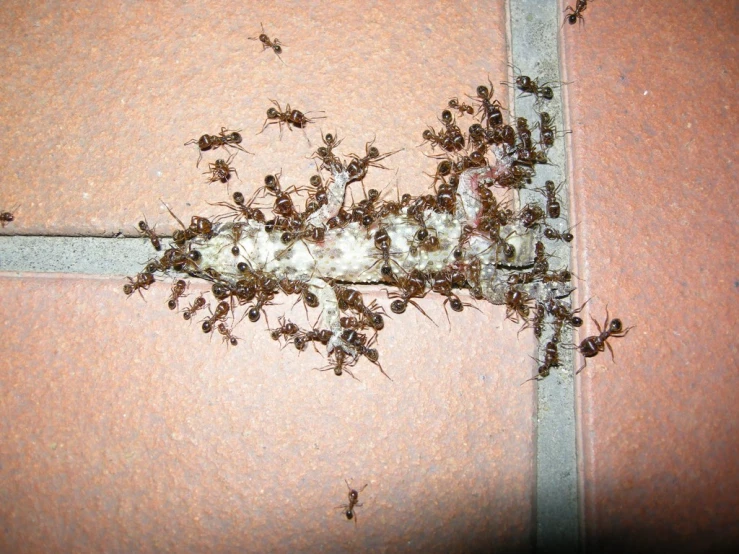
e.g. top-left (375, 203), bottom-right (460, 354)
top-left (126, 71), bottom-right (630, 382)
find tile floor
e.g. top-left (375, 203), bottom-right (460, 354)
top-left (0, 0), bottom-right (736, 552)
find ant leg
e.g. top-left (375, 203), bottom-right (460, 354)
top-left (605, 340), bottom-right (616, 362)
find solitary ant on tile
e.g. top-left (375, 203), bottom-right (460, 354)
top-left (249, 23), bottom-right (285, 63)
top-left (564, 0), bottom-right (589, 26)
top-left (338, 480), bottom-right (367, 525)
top-left (1, 204), bottom-right (19, 227)
top-left (575, 307), bottom-right (633, 374)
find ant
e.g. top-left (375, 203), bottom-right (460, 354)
top-left (535, 180), bottom-right (564, 219)
top-left (576, 308), bottom-right (634, 373)
top-left (315, 347), bottom-right (358, 380)
top-left (448, 97), bottom-right (475, 116)
top-left (184, 127), bottom-right (251, 167)
top-left (217, 322), bottom-right (240, 347)
top-left (258, 100), bottom-right (324, 138)
top-left (204, 153), bottom-right (239, 185)
top-left (338, 480), bottom-right (367, 525)
top-left (249, 23), bottom-right (285, 63)
top-left (470, 79), bottom-right (505, 128)
top-left (564, 0), bottom-right (589, 26)
top-left (137, 217), bottom-right (161, 251)
top-left (123, 271), bottom-right (155, 300)
top-left (1, 204), bottom-right (19, 227)
top-left (182, 295), bottom-right (207, 321)
top-left (503, 67), bottom-right (555, 103)
top-left (210, 191), bottom-right (265, 224)
top-left (543, 224), bottom-right (576, 243)
top-left (269, 316), bottom-right (299, 344)
top-left (312, 132), bottom-right (343, 171)
top-left (522, 341), bottom-right (560, 383)
top-left (504, 288), bottom-right (533, 324)
top-left (167, 279), bottom-right (188, 310)
top-left (345, 139), bottom-right (401, 184)
top-left (201, 301), bottom-right (230, 334)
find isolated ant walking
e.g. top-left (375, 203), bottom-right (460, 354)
top-left (338, 480), bottom-right (367, 525)
top-left (258, 100), bottom-right (324, 137)
top-left (249, 23), bottom-right (285, 62)
top-left (576, 308), bottom-right (633, 373)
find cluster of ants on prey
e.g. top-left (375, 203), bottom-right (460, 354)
top-left (124, 68), bottom-right (630, 384)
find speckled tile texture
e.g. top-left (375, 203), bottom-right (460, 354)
top-left (0, 276), bottom-right (535, 553)
top-left (0, 0), bottom-right (509, 237)
top-left (561, 0), bottom-right (739, 552)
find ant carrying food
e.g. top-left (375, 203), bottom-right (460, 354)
top-left (338, 480), bottom-right (367, 525)
top-left (137, 217), bottom-right (161, 251)
top-left (564, 0), bottom-right (589, 26)
top-left (576, 307), bottom-right (634, 374)
top-left (249, 23), bottom-right (285, 63)
top-left (184, 127), bottom-right (251, 167)
top-left (258, 100), bottom-right (325, 138)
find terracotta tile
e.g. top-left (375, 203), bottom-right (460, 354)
top-left (0, 1), bottom-right (508, 236)
top-left (0, 276), bottom-right (536, 553)
top-left (562, 0), bottom-right (739, 551)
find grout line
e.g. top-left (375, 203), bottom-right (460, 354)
top-left (508, 1), bottom-right (580, 553)
top-left (0, 236), bottom-right (156, 276)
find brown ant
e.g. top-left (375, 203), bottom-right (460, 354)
top-left (338, 480), bottom-right (367, 525)
top-left (470, 79), bottom-right (505, 128)
top-left (123, 271), bottom-right (155, 300)
top-left (201, 301), bottom-right (230, 334)
top-left (504, 288), bottom-right (533, 324)
top-left (312, 132), bottom-right (343, 171)
top-left (576, 308), bottom-right (634, 373)
top-left (448, 97), bottom-right (475, 116)
top-left (258, 100), bottom-right (324, 138)
top-left (210, 191), bottom-right (265, 224)
top-left (522, 341), bottom-right (561, 383)
top-left (345, 139), bottom-right (401, 184)
top-left (248, 23), bottom-right (285, 62)
top-left (315, 347), bottom-right (358, 380)
top-left (167, 279), bottom-right (188, 310)
top-left (564, 0), bottom-right (589, 26)
top-left (536, 112), bottom-right (557, 149)
top-left (184, 127), bottom-right (251, 167)
top-left (217, 322), bottom-right (240, 347)
top-left (503, 67), bottom-right (556, 103)
top-left (535, 180), bottom-right (564, 219)
top-left (269, 316), bottom-right (299, 344)
top-left (137, 217), bottom-right (161, 251)
top-left (204, 153), bottom-right (239, 185)
top-left (1, 204), bottom-right (19, 227)
top-left (543, 224), bottom-right (576, 243)
top-left (182, 295), bottom-right (207, 321)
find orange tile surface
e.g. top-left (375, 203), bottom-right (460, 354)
top-left (0, 0), bottom-right (508, 236)
top-left (562, 0), bottom-right (739, 551)
top-left (0, 276), bottom-right (536, 553)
